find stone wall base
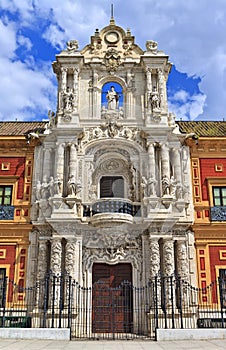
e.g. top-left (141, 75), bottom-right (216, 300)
top-left (0, 328), bottom-right (70, 340)
top-left (156, 328), bottom-right (226, 341)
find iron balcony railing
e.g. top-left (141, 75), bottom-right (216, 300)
top-left (83, 198), bottom-right (141, 217)
top-left (0, 206), bottom-right (14, 220)
top-left (210, 206), bottom-right (226, 221)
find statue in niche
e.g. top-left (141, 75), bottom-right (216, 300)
top-left (49, 176), bottom-right (55, 197)
top-left (170, 176), bottom-right (177, 198)
top-left (141, 175), bottom-right (157, 197)
top-left (67, 175), bottom-right (82, 197)
top-left (151, 87), bottom-right (160, 110)
top-left (54, 175), bottom-right (62, 195)
top-left (106, 86), bottom-right (119, 110)
top-left (162, 175), bottom-right (170, 196)
top-left (63, 87), bottom-right (74, 111)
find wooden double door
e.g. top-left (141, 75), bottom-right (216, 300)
top-left (92, 263), bottom-right (133, 333)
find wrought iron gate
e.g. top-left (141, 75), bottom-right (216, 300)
top-left (2, 272), bottom-right (226, 339)
top-left (0, 272), bottom-right (152, 340)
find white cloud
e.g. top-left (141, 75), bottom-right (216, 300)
top-left (17, 35), bottom-right (32, 51)
top-left (169, 90), bottom-right (206, 121)
top-left (0, 19), bottom-right (17, 58)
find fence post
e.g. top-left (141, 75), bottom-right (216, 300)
top-left (43, 273), bottom-right (49, 328)
top-left (154, 275), bottom-right (158, 329)
top-left (1, 276), bottom-right (7, 328)
top-left (59, 275), bottom-right (64, 328)
top-left (51, 275), bottom-right (56, 328)
top-left (218, 276), bottom-right (225, 328)
top-left (162, 276), bottom-right (167, 329)
top-left (170, 275), bottom-right (175, 329)
top-left (177, 276), bottom-right (183, 329)
top-left (68, 275), bottom-right (72, 330)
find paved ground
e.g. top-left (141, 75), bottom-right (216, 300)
top-left (1, 339), bottom-right (226, 350)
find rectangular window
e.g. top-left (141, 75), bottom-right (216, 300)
top-left (213, 187), bottom-right (226, 206)
top-left (100, 176), bottom-right (124, 198)
top-left (0, 186), bottom-right (13, 206)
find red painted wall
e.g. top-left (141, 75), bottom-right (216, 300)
top-left (0, 157), bottom-right (25, 199)
top-left (200, 159), bottom-right (226, 200)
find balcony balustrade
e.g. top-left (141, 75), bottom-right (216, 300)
top-left (84, 199), bottom-right (140, 216)
top-left (0, 206), bottom-right (14, 220)
top-left (210, 206), bottom-right (226, 221)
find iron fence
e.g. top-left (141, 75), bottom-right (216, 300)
top-left (1, 272), bottom-right (226, 340)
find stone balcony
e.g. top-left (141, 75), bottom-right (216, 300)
top-left (83, 198), bottom-right (141, 226)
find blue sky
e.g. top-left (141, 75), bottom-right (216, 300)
top-left (0, 0), bottom-right (226, 121)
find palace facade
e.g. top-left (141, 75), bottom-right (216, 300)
top-left (27, 17), bottom-right (196, 334)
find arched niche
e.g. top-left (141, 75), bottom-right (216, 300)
top-left (101, 81), bottom-right (123, 109)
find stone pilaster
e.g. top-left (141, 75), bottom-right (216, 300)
top-left (162, 238), bottom-right (174, 276)
top-left (161, 143), bottom-right (171, 196)
top-left (50, 238), bottom-right (62, 275)
top-left (149, 237), bottom-right (160, 278)
top-left (65, 238), bottom-right (77, 278)
top-left (176, 240), bottom-right (189, 279)
top-left (61, 67), bottom-right (67, 91)
top-left (56, 142), bottom-right (65, 187)
top-left (43, 148), bottom-right (52, 180)
top-left (69, 144), bottom-right (77, 177)
top-left (36, 239), bottom-right (48, 307)
top-left (158, 68), bottom-right (166, 111)
top-left (171, 148), bottom-right (182, 184)
top-left (37, 240), bottom-right (48, 280)
top-left (162, 238), bottom-right (175, 307)
top-left (148, 142), bottom-right (156, 179)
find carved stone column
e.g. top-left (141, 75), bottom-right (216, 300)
top-left (36, 239), bottom-right (48, 307)
top-left (171, 148), bottom-right (182, 184)
top-left (65, 239), bottom-right (77, 278)
top-left (161, 143), bottom-right (171, 197)
top-left (43, 148), bottom-right (52, 181)
top-left (73, 68), bottom-right (78, 112)
top-left (56, 143), bottom-right (65, 188)
top-left (162, 238), bottom-right (174, 276)
top-left (50, 238), bottom-right (62, 275)
top-left (50, 238), bottom-right (62, 306)
top-left (158, 68), bottom-right (166, 111)
top-left (92, 70), bottom-right (99, 119)
top-left (37, 240), bottom-right (48, 279)
top-left (61, 67), bottom-right (67, 91)
top-left (149, 237), bottom-right (161, 307)
top-left (69, 144), bottom-right (77, 177)
top-left (146, 68), bottom-right (152, 93)
top-left (149, 237), bottom-right (160, 278)
top-left (146, 68), bottom-right (152, 111)
top-left (148, 142), bottom-right (156, 179)
top-left (162, 238), bottom-right (175, 307)
top-left (176, 240), bottom-right (189, 280)
top-left (161, 143), bottom-right (170, 179)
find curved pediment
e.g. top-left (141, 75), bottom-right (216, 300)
top-left (81, 18), bottom-right (143, 65)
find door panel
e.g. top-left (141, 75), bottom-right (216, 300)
top-left (92, 263), bottom-right (133, 333)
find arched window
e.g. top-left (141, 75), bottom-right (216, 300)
top-left (101, 82), bottom-right (123, 109)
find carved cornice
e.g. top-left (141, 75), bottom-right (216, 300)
top-left (78, 122), bottom-right (147, 151)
